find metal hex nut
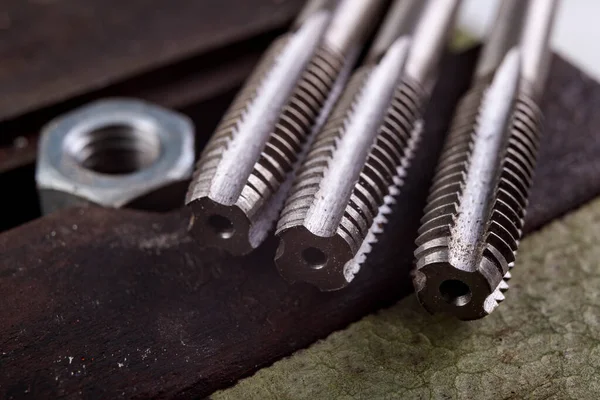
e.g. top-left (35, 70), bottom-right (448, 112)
top-left (36, 98), bottom-right (195, 214)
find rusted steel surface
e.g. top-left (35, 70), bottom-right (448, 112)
top-left (2, 52), bottom-right (600, 399)
top-left (0, 0), bottom-right (306, 123)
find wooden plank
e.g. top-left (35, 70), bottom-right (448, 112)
top-left (0, 31), bottom-right (276, 174)
top-left (2, 51), bottom-right (600, 399)
top-left (0, 0), bottom-right (305, 122)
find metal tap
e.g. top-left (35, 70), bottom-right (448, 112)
top-left (413, 0), bottom-right (560, 320)
top-left (275, 0), bottom-right (461, 291)
top-left (185, 0), bottom-right (387, 255)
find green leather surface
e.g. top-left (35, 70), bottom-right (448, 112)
top-left (216, 198), bottom-right (600, 399)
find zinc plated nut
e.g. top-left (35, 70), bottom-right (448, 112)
top-left (36, 98), bottom-right (195, 214)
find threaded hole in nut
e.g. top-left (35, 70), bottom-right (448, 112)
top-left (208, 215), bottom-right (235, 239)
top-left (439, 280), bottom-right (472, 306)
top-left (302, 247), bottom-right (327, 270)
top-left (66, 124), bottom-right (161, 175)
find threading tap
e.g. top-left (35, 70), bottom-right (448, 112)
top-left (185, 0), bottom-right (387, 255)
top-left (275, 0), bottom-right (461, 291)
top-left (413, 0), bottom-right (560, 320)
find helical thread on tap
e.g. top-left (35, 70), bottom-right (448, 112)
top-left (185, 0), bottom-right (388, 255)
top-left (275, 59), bottom-right (426, 290)
top-left (238, 45), bottom-right (346, 231)
top-left (185, 11), bottom-right (351, 255)
top-left (275, 0), bottom-right (461, 290)
top-left (336, 80), bottom-right (424, 255)
top-left (413, 52), bottom-right (543, 320)
top-left (276, 67), bottom-right (372, 234)
top-left (189, 36), bottom-right (291, 200)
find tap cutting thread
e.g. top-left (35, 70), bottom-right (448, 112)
top-left (413, 0), bottom-right (559, 320)
top-left (185, 0), bottom-right (387, 255)
top-left (275, 0), bottom-right (461, 290)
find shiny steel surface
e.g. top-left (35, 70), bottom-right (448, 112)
top-left (185, 0), bottom-right (386, 255)
top-left (475, 0), bottom-right (527, 79)
top-left (413, 0), bottom-right (559, 320)
top-left (520, 0), bottom-right (560, 100)
top-left (322, 0), bottom-right (388, 56)
top-left (403, 0), bottom-right (461, 90)
top-left (365, 0), bottom-right (424, 63)
top-left (275, 0), bottom-right (461, 290)
top-left (36, 99), bottom-right (195, 214)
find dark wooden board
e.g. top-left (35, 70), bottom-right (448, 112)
top-left (526, 60), bottom-right (600, 231)
top-left (0, 0), bottom-right (306, 122)
top-left (0, 31), bottom-right (277, 175)
top-left (2, 51), bottom-right (600, 399)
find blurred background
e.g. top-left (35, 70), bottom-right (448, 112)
top-left (461, 0), bottom-right (600, 80)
